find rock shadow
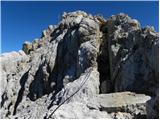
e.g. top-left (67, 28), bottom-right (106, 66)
top-left (13, 70), bottom-right (29, 115)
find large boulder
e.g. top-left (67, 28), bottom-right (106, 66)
top-left (97, 92), bottom-right (151, 118)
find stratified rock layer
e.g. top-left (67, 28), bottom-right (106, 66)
top-left (0, 11), bottom-right (159, 119)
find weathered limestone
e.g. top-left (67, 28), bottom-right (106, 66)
top-left (0, 11), bottom-right (158, 119)
top-left (97, 92), bottom-right (151, 118)
top-left (22, 41), bottom-right (32, 54)
top-left (0, 50), bottom-right (30, 118)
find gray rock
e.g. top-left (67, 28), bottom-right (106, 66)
top-left (97, 92), bottom-right (151, 118)
top-left (98, 13), bottom-right (158, 97)
top-left (48, 102), bottom-right (110, 119)
top-left (0, 50), bottom-right (30, 118)
top-left (0, 11), bottom-right (158, 119)
top-left (110, 112), bottom-right (133, 119)
top-left (54, 67), bottom-right (99, 104)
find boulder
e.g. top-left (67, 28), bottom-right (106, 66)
top-left (97, 92), bottom-right (151, 118)
top-left (22, 41), bottom-right (32, 54)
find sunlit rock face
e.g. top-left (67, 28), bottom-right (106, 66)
top-left (0, 11), bottom-right (159, 119)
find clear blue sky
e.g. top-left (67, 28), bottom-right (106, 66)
top-left (1, 1), bottom-right (159, 53)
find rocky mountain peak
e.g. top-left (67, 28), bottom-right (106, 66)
top-left (0, 11), bottom-right (159, 119)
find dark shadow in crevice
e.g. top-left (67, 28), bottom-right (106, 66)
top-left (13, 70), bottom-right (29, 115)
top-left (97, 29), bottom-right (114, 94)
top-left (27, 62), bottom-right (49, 101)
top-left (125, 79), bottom-right (158, 96)
top-left (97, 52), bottom-right (111, 94)
top-left (1, 92), bottom-right (8, 108)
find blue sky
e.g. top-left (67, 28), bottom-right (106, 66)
top-left (1, 1), bottom-right (159, 53)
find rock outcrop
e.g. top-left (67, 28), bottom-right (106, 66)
top-left (0, 11), bottom-right (159, 119)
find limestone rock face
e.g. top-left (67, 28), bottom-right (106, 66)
top-left (98, 14), bottom-right (159, 95)
top-left (0, 50), bottom-right (30, 118)
top-left (0, 11), bottom-right (159, 119)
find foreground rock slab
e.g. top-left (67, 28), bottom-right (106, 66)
top-left (97, 92), bottom-right (151, 118)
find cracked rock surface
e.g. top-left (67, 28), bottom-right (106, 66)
top-left (0, 11), bottom-right (159, 119)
